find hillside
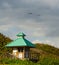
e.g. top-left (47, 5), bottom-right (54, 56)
top-left (0, 33), bottom-right (12, 58)
top-left (35, 43), bottom-right (59, 56)
top-left (30, 43), bottom-right (59, 62)
top-left (0, 33), bottom-right (59, 65)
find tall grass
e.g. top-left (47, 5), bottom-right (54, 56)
top-left (0, 57), bottom-right (59, 65)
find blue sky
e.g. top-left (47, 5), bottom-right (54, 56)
top-left (0, 0), bottom-right (59, 48)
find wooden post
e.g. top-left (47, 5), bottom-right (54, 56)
top-left (23, 47), bottom-right (25, 59)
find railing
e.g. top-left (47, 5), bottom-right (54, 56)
top-left (1, 52), bottom-right (40, 62)
top-left (29, 52), bottom-right (40, 62)
top-left (2, 52), bottom-right (19, 59)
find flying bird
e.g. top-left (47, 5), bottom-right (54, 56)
top-left (28, 13), bottom-right (32, 14)
top-left (37, 14), bottom-right (40, 16)
top-left (25, 12), bottom-right (40, 16)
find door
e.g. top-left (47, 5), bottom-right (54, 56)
top-left (18, 53), bottom-right (23, 59)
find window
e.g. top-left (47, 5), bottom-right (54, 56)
top-left (18, 48), bottom-right (23, 52)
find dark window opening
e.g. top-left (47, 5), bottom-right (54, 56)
top-left (18, 48), bottom-right (23, 52)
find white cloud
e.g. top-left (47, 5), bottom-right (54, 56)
top-left (32, 40), bottom-right (43, 44)
top-left (32, 31), bottom-right (45, 37)
top-left (18, 0), bottom-right (59, 9)
top-left (2, 2), bottom-right (11, 8)
top-left (41, 0), bottom-right (59, 8)
top-left (0, 17), bottom-right (9, 22)
top-left (0, 25), bottom-right (12, 31)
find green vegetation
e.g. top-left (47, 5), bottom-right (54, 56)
top-left (0, 33), bottom-right (59, 65)
top-left (0, 57), bottom-right (59, 65)
top-left (0, 33), bottom-right (12, 59)
top-left (35, 43), bottom-right (59, 56)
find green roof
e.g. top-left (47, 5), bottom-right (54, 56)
top-left (6, 32), bottom-right (35, 48)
